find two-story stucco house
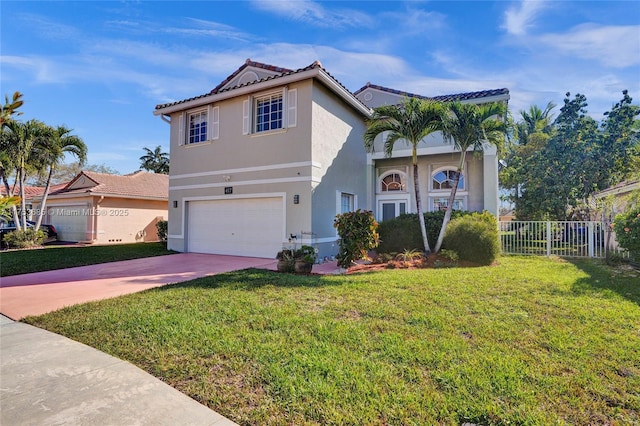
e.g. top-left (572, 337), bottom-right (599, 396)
top-left (154, 59), bottom-right (509, 259)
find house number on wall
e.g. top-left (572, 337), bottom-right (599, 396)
top-left (224, 187), bottom-right (233, 194)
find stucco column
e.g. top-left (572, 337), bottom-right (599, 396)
top-left (483, 146), bottom-right (499, 216)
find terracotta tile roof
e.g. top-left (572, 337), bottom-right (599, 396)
top-left (50, 171), bottom-right (168, 200)
top-left (1, 183), bottom-right (67, 199)
top-left (155, 60), bottom-right (369, 112)
top-left (353, 83), bottom-right (510, 102)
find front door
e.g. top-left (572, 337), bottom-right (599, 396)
top-left (379, 200), bottom-right (407, 221)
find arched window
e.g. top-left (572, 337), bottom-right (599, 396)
top-left (432, 169), bottom-right (464, 190)
top-left (380, 172), bottom-right (406, 192)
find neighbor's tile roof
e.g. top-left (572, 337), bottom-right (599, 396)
top-left (1, 183), bottom-right (67, 199)
top-left (50, 171), bottom-right (168, 200)
top-left (353, 83), bottom-right (510, 102)
top-left (155, 59), bottom-right (367, 111)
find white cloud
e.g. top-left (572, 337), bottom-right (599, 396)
top-left (538, 24), bottom-right (640, 68)
top-left (502, 0), bottom-right (549, 36)
top-left (251, 0), bottom-right (374, 28)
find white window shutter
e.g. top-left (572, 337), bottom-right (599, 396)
top-left (210, 106), bottom-right (219, 140)
top-left (242, 99), bottom-right (250, 135)
top-left (287, 89), bottom-right (297, 128)
top-left (178, 113), bottom-right (185, 146)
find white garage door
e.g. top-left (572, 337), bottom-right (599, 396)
top-left (187, 197), bottom-right (283, 258)
top-left (48, 206), bottom-right (88, 242)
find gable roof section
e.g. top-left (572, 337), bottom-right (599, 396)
top-left (47, 171), bottom-right (168, 200)
top-left (354, 83), bottom-right (509, 103)
top-left (154, 60), bottom-right (372, 118)
top-left (210, 59), bottom-right (294, 94)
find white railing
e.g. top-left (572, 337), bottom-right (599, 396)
top-left (499, 221), bottom-right (626, 258)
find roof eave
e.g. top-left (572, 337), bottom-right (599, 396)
top-left (154, 67), bottom-right (372, 118)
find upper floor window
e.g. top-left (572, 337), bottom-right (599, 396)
top-left (188, 110), bottom-right (207, 144)
top-left (432, 169), bottom-right (464, 191)
top-left (255, 93), bottom-right (283, 132)
top-left (243, 89), bottom-right (297, 135)
top-left (381, 173), bottom-right (405, 191)
top-left (179, 106), bottom-right (219, 146)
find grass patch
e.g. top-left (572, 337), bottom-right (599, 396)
top-left (25, 257), bottom-right (640, 425)
top-left (1, 242), bottom-right (176, 277)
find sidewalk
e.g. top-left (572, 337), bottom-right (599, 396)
top-left (0, 315), bottom-right (238, 426)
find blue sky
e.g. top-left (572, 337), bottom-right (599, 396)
top-left (2, 0), bottom-right (639, 175)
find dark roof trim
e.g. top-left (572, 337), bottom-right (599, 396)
top-left (354, 83), bottom-right (509, 102)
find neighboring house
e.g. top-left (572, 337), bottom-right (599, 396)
top-left (32, 171), bottom-right (168, 243)
top-left (1, 183), bottom-right (67, 219)
top-left (592, 179), bottom-right (639, 252)
top-left (154, 59), bottom-right (509, 259)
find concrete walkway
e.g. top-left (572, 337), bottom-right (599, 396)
top-left (0, 314), bottom-right (237, 425)
top-left (0, 253), bottom-right (339, 425)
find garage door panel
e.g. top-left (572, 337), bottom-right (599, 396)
top-left (48, 206), bottom-right (88, 242)
top-left (187, 198), bottom-right (283, 258)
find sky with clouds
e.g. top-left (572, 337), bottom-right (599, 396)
top-left (1, 0), bottom-right (639, 174)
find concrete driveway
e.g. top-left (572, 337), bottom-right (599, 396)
top-left (0, 253), bottom-right (278, 320)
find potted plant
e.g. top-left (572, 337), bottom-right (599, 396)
top-left (294, 245), bottom-right (317, 274)
top-left (276, 249), bottom-right (295, 273)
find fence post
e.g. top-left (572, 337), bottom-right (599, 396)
top-left (546, 221), bottom-right (551, 257)
top-left (588, 222), bottom-right (594, 258)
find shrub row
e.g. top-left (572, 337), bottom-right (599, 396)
top-left (377, 211), bottom-right (499, 265)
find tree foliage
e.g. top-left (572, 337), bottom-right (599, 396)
top-left (139, 145), bottom-right (169, 174)
top-left (501, 91), bottom-right (640, 220)
top-left (334, 210), bottom-right (379, 269)
top-left (364, 97), bottom-right (446, 253)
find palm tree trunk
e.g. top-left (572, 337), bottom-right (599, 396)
top-left (413, 162), bottom-right (431, 254)
top-left (0, 165), bottom-right (21, 229)
top-left (19, 164), bottom-right (27, 231)
top-left (35, 164), bottom-right (54, 231)
top-left (434, 150), bottom-right (467, 253)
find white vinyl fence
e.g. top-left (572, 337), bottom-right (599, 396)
top-left (499, 221), bottom-right (621, 258)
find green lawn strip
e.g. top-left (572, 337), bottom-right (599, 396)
top-left (0, 242), bottom-right (176, 276)
top-left (24, 257), bottom-right (640, 425)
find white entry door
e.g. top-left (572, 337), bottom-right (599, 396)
top-left (378, 200), bottom-right (408, 221)
top-left (187, 197), bottom-right (283, 258)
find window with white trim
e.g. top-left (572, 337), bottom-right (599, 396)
top-left (179, 105), bottom-right (219, 146)
top-left (242, 88), bottom-right (297, 135)
top-left (255, 93), bottom-right (283, 132)
top-left (188, 110), bottom-right (207, 144)
top-left (378, 171), bottom-right (407, 193)
top-left (432, 169), bottom-right (464, 190)
top-left (340, 193), bottom-right (355, 213)
top-left (432, 197), bottom-right (465, 211)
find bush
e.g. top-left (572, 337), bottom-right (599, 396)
top-left (442, 212), bottom-right (500, 265)
top-left (334, 210), bottom-right (379, 269)
top-left (613, 207), bottom-right (640, 260)
top-left (156, 220), bottom-right (168, 242)
top-left (377, 211), bottom-right (472, 253)
top-left (3, 228), bottom-right (46, 249)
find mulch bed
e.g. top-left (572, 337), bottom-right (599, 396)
top-left (346, 253), bottom-right (482, 274)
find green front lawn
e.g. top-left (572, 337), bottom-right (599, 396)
top-left (0, 242), bottom-right (175, 277)
top-left (25, 257), bottom-right (640, 425)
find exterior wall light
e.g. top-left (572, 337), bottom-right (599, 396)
top-left (293, 194), bottom-right (300, 204)
top-left (173, 201), bottom-right (178, 208)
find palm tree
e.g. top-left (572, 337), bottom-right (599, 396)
top-left (34, 125), bottom-right (87, 230)
top-left (433, 101), bottom-right (508, 253)
top-left (139, 146), bottom-right (169, 174)
top-left (0, 91), bottom-right (24, 128)
top-left (1, 119), bottom-right (50, 230)
top-left (364, 97), bottom-right (446, 254)
top-left (516, 102), bottom-right (556, 145)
